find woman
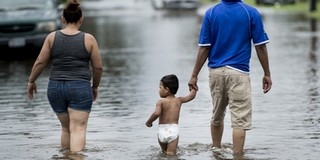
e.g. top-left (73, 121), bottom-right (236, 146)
top-left (27, 0), bottom-right (102, 153)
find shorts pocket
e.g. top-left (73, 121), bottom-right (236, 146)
top-left (47, 82), bottom-right (59, 102)
top-left (69, 83), bottom-right (93, 103)
top-left (229, 76), bottom-right (251, 101)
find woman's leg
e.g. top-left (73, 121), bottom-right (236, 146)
top-left (68, 108), bottom-right (90, 152)
top-left (57, 113), bottom-right (70, 150)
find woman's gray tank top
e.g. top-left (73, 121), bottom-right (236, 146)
top-left (50, 31), bottom-right (91, 81)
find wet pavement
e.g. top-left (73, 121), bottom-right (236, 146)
top-left (0, 0), bottom-right (319, 159)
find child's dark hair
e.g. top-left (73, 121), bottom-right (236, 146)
top-left (161, 74), bottom-right (179, 94)
top-left (63, 0), bottom-right (82, 24)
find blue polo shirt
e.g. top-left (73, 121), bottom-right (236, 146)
top-left (199, 0), bottom-right (269, 72)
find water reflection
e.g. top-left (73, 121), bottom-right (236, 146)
top-left (308, 18), bottom-right (318, 104)
top-left (306, 18), bottom-right (320, 140)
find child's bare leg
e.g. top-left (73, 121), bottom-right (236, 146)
top-left (166, 136), bottom-right (179, 155)
top-left (158, 139), bottom-right (167, 154)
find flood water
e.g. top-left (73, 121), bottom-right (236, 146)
top-left (0, 0), bottom-right (319, 159)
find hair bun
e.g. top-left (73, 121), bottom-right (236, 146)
top-left (68, 0), bottom-right (80, 9)
top-left (63, 0), bottom-right (82, 23)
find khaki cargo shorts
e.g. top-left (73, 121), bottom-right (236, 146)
top-left (209, 67), bottom-right (252, 130)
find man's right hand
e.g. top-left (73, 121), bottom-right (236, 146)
top-left (188, 76), bottom-right (199, 91)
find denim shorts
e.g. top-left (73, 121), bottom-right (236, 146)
top-left (47, 80), bottom-right (93, 114)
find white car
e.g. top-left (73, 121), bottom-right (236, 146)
top-left (151, 0), bottom-right (199, 10)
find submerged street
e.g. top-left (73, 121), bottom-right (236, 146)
top-left (0, 0), bottom-right (319, 159)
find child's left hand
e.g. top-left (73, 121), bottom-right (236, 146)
top-left (145, 122), bottom-right (152, 127)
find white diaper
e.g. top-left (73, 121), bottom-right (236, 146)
top-left (158, 124), bottom-right (179, 143)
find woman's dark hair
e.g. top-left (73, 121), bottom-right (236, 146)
top-left (161, 74), bottom-right (179, 94)
top-left (63, 0), bottom-right (82, 23)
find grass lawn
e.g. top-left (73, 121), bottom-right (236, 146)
top-left (199, 0), bottom-right (320, 19)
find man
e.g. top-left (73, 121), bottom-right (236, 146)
top-left (188, 0), bottom-right (272, 157)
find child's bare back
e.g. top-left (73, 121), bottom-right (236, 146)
top-left (158, 93), bottom-right (196, 124)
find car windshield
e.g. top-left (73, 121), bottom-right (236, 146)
top-left (0, 0), bottom-right (54, 11)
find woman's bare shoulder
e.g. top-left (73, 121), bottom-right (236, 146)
top-left (84, 33), bottom-right (96, 41)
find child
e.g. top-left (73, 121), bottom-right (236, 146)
top-left (145, 74), bottom-right (197, 156)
